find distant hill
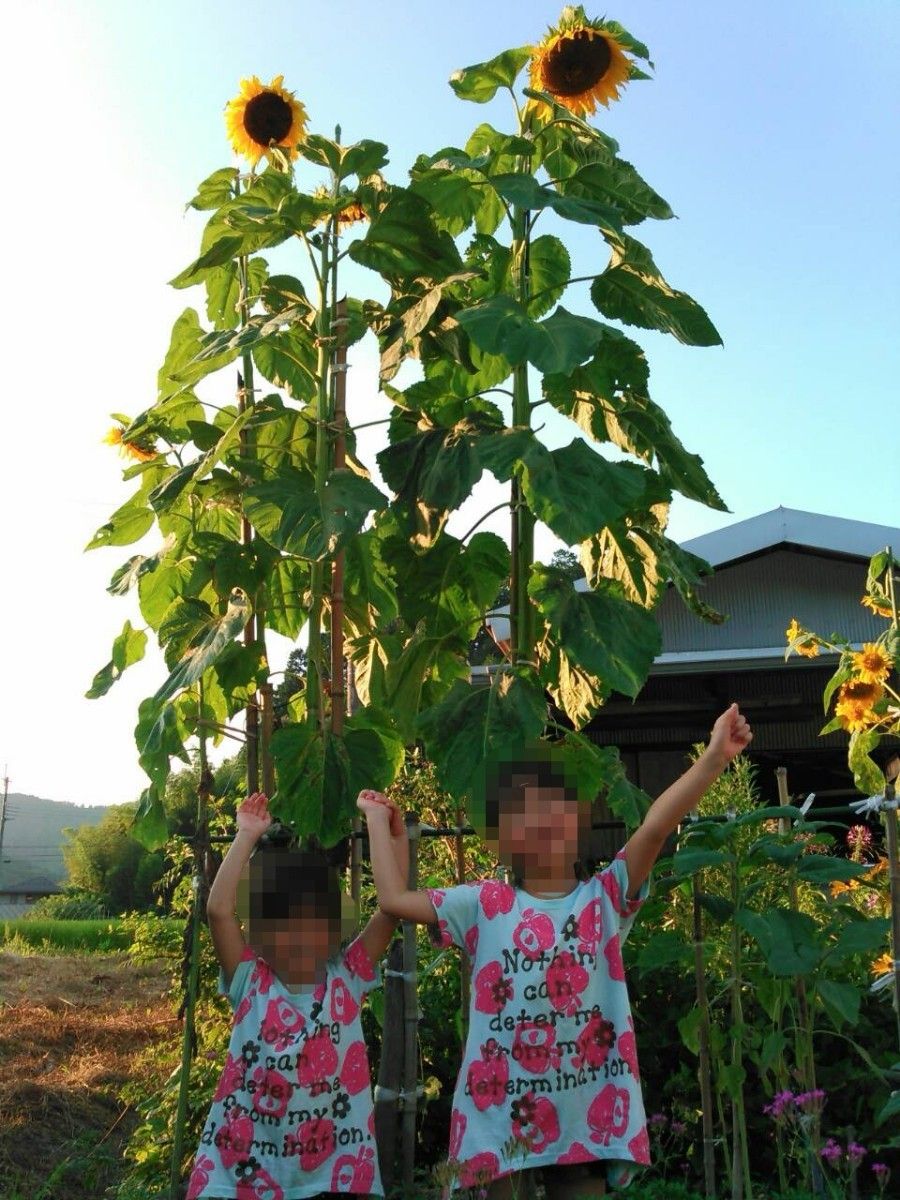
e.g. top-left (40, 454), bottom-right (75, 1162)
top-left (0, 793), bottom-right (109, 890)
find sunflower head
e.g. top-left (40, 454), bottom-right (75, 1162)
top-left (225, 75), bottom-right (308, 166)
top-left (786, 617), bottom-right (820, 658)
top-left (313, 186), bottom-right (369, 231)
top-left (852, 642), bottom-right (894, 685)
top-left (528, 7), bottom-right (640, 118)
top-left (103, 424), bottom-right (158, 463)
top-left (861, 593), bottom-right (894, 619)
top-left (835, 679), bottom-right (883, 732)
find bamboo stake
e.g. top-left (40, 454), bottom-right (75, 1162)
top-left (402, 813), bottom-right (421, 1195)
top-left (690, 850), bottom-right (717, 1198)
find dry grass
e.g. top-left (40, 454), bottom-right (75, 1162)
top-left (0, 951), bottom-right (175, 1200)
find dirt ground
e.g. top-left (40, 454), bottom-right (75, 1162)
top-left (0, 952), bottom-right (175, 1200)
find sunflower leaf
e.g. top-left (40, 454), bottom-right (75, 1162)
top-left (490, 173), bottom-right (624, 237)
top-left (591, 234), bottom-right (722, 346)
top-left (449, 46), bottom-right (532, 103)
top-left (348, 192), bottom-right (464, 282)
top-left (457, 298), bottom-right (620, 377)
top-left (86, 621), bottom-right (148, 699)
top-left (154, 590), bottom-right (251, 704)
top-left (187, 167), bottom-right (239, 212)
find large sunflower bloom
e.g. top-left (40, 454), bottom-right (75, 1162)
top-left (835, 679), bottom-right (883, 732)
top-left (529, 9), bottom-right (633, 117)
top-left (103, 425), bottom-right (158, 463)
top-left (225, 75), bottom-right (308, 166)
top-left (852, 643), bottom-right (893, 685)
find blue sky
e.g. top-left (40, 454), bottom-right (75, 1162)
top-left (2, 0), bottom-right (898, 807)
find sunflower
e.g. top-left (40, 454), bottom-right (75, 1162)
top-left (529, 7), bottom-right (634, 117)
top-left (835, 679), bottom-right (883, 732)
top-left (313, 186), bottom-right (368, 230)
top-left (103, 425), bottom-right (158, 463)
top-left (786, 617), bottom-right (820, 659)
top-left (871, 952), bottom-right (893, 977)
top-left (225, 75), bottom-right (308, 166)
top-left (861, 593), bottom-right (893, 619)
top-left (830, 879), bottom-right (858, 897)
top-left (852, 642), bottom-right (893, 685)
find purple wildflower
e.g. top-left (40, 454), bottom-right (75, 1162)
top-left (649, 1112), bottom-right (667, 1127)
top-left (847, 1142), bottom-right (867, 1164)
top-left (671, 1120), bottom-right (687, 1135)
top-left (820, 1139), bottom-right (843, 1163)
top-left (763, 1090), bottom-right (795, 1118)
top-left (872, 1162), bottom-right (889, 1177)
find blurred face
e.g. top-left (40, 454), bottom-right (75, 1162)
top-left (495, 785), bottom-right (588, 882)
top-left (250, 911), bottom-right (343, 990)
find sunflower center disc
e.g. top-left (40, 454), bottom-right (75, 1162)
top-left (546, 30), bottom-right (612, 96)
top-left (243, 91), bottom-right (294, 146)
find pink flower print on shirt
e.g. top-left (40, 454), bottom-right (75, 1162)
top-left (603, 931), bottom-right (625, 981)
top-left (296, 1027), bottom-right (338, 1094)
top-left (458, 1151), bottom-right (500, 1189)
top-left (330, 1146), bottom-right (376, 1192)
top-left (511, 1020), bottom-right (562, 1075)
top-left (511, 1093), bottom-right (561, 1154)
top-left (285, 1117), bottom-right (336, 1171)
top-left (466, 1038), bottom-right (509, 1111)
top-left (250, 1065), bottom-right (293, 1119)
top-left (572, 1012), bottom-right (617, 1071)
top-left (249, 957), bottom-right (276, 996)
top-left (557, 1141), bottom-right (594, 1165)
top-left (344, 938), bottom-right (376, 983)
top-left (235, 1164), bottom-right (283, 1200)
top-left (330, 975), bottom-right (359, 1025)
top-left (214, 1105), bottom-right (255, 1168)
top-left (479, 879), bottom-right (515, 918)
top-left (259, 996), bottom-right (306, 1050)
top-left (512, 907), bottom-right (556, 958)
top-left (576, 898), bottom-right (605, 955)
top-left (473, 960), bottom-right (514, 1014)
top-left (449, 1109), bottom-right (467, 1159)
top-left (545, 950), bottom-right (589, 1016)
top-left (186, 1153), bottom-right (215, 1200)
top-left (234, 993), bottom-right (253, 1024)
top-left (340, 1039), bottom-right (371, 1095)
top-left (431, 888), bottom-right (445, 907)
top-left (617, 1017), bottom-right (640, 1079)
top-left (213, 1051), bottom-right (246, 1102)
top-left (464, 924), bottom-right (479, 958)
top-left (628, 1125), bottom-right (651, 1163)
top-left (432, 918), bottom-right (453, 949)
top-left (587, 1083), bottom-right (630, 1146)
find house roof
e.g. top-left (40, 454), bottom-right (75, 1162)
top-left (681, 507), bottom-right (900, 570)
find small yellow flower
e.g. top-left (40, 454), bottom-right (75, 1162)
top-left (835, 680), bottom-right (883, 730)
top-left (786, 617), bottom-right (820, 658)
top-left (871, 952), bottom-right (893, 977)
top-left (225, 74), bottom-right (308, 166)
top-left (866, 857), bottom-right (889, 877)
top-left (529, 7), bottom-right (635, 117)
top-left (861, 594), bottom-right (893, 619)
top-left (103, 425), bottom-right (158, 463)
top-left (851, 643), bottom-right (893, 685)
top-left (830, 879), bottom-right (859, 897)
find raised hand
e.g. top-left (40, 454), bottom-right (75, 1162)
top-left (236, 791), bottom-right (273, 841)
top-left (708, 704), bottom-right (753, 765)
top-left (357, 789), bottom-right (404, 838)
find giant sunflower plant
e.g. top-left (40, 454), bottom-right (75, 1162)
top-left (346, 6), bottom-right (728, 831)
top-left (87, 74), bottom-right (407, 849)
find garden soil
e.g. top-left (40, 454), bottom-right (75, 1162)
top-left (0, 952), bottom-right (174, 1200)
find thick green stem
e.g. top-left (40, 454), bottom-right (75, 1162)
top-left (307, 232), bottom-right (332, 737)
top-left (237, 231), bottom-right (260, 793)
top-left (509, 202), bottom-right (534, 665)
top-left (729, 861), bottom-right (752, 1200)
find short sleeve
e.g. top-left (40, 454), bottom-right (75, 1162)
top-left (598, 851), bottom-right (650, 944)
top-left (218, 946), bottom-right (257, 1009)
top-left (424, 882), bottom-right (481, 950)
top-left (340, 937), bottom-right (382, 1002)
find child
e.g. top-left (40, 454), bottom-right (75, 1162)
top-left (359, 704), bottom-right (752, 1198)
top-left (187, 791), bottom-right (404, 1200)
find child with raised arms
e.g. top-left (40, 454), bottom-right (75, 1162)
top-left (359, 704), bottom-right (752, 1198)
top-left (187, 791), bottom-right (404, 1200)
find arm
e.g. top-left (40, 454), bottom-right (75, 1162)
top-left (206, 792), bottom-right (271, 986)
top-left (358, 790), bottom-right (439, 925)
top-left (358, 796), bottom-right (408, 962)
top-left (622, 704), bottom-right (753, 899)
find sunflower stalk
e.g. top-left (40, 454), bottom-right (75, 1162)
top-left (509, 195), bottom-right (535, 665)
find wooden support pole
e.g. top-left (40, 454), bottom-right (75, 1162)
top-left (402, 813), bottom-right (420, 1195)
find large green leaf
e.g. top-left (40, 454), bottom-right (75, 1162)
top-left (736, 908), bottom-right (821, 976)
top-left (266, 556), bottom-right (310, 640)
top-left (591, 235), bottom-right (721, 346)
top-left (138, 549), bottom-right (213, 630)
top-left (107, 534), bottom-right (178, 597)
top-left (348, 191), bottom-right (464, 282)
top-left (86, 496), bottom-right (155, 551)
top-left (816, 978), bottom-right (861, 1028)
top-left (187, 167), bottom-right (239, 212)
top-left (795, 855), bottom-right (873, 884)
top-left (243, 466), bottom-right (321, 558)
top-left (449, 46), bottom-right (531, 103)
top-left (530, 566), bottom-right (661, 700)
top-left (417, 668), bottom-right (548, 822)
top-left (158, 308), bottom-right (239, 401)
top-left (252, 327), bottom-right (318, 401)
top-left (558, 736), bottom-right (650, 826)
top-left (489, 173), bottom-right (623, 238)
top-left (827, 916), bottom-right (891, 963)
top-left (343, 707), bottom-right (405, 797)
top-left (457, 299), bottom-right (619, 377)
top-left (135, 693), bottom-right (192, 797)
top-left (154, 590), bottom-right (251, 703)
top-left (271, 723), bottom-right (352, 846)
top-left (86, 620), bottom-right (148, 699)
top-left (343, 528), bottom-right (399, 636)
top-left (383, 633), bottom-right (447, 744)
top-left (205, 254), bottom-right (269, 331)
top-left (131, 786), bottom-right (169, 851)
top-left (522, 235), bottom-right (571, 318)
top-left (848, 728), bottom-right (885, 795)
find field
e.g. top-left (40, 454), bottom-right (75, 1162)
top-left (0, 950), bottom-right (174, 1200)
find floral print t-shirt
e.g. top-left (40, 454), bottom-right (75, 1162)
top-left (426, 851), bottom-right (651, 1192)
top-left (187, 939), bottom-right (383, 1200)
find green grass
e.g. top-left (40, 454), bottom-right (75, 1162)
top-left (0, 917), bottom-right (133, 953)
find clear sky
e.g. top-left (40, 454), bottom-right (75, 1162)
top-left (2, 0), bottom-right (898, 808)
